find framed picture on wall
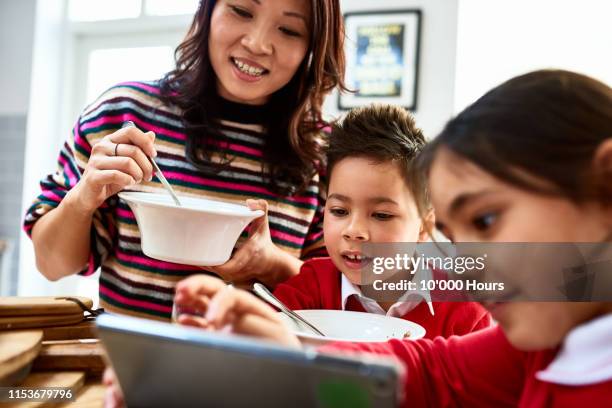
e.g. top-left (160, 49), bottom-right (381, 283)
top-left (338, 9), bottom-right (422, 111)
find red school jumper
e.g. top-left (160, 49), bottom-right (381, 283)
top-left (320, 323), bottom-right (612, 408)
top-left (273, 258), bottom-right (491, 339)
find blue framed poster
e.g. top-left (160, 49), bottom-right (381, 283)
top-left (339, 9), bottom-right (422, 111)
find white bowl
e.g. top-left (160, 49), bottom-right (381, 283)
top-left (118, 192), bottom-right (264, 266)
top-left (277, 309), bottom-right (426, 346)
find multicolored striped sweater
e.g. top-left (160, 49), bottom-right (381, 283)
top-left (23, 81), bottom-right (326, 320)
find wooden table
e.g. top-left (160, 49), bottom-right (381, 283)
top-left (1, 322), bottom-right (106, 407)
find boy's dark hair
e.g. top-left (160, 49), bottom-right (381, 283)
top-left (328, 104), bottom-right (429, 209)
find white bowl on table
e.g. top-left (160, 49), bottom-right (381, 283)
top-left (118, 192), bottom-right (263, 266)
top-left (277, 309), bottom-right (426, 347)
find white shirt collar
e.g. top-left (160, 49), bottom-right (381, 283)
top-left (340, 267), bottom-right (435, 318)
top-left (536, 312), bottom-right (612, 386)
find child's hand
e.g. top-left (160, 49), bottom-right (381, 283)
top-left (174, 275), bottom-right (301, 348)
top-left (202, 199), bottom-right (300, 287)
top-left (173, 280), bottom-right (211, 329)
top-left (102, 367), bottom-right (125, 408)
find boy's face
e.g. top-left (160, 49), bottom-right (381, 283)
top-left (324, 157), bottom-right (428, 285)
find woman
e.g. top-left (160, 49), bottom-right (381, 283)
top-left (24, 0), bottom-right (346, 320)
top-left (169, 70), bottom-right (612, 406)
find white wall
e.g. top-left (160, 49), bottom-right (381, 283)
top-left (454, 0), bottom-right (612, 112)
top-left (325, 0), bottom-right (459, 139)
top-left (0, 0), bottom-right (36, 295)
top-left (0, 0), bottom-right (36, 115)
top-left (19, 0), bottom-right (78, 297)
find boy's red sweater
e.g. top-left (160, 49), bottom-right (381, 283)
top-left (273, 258), bottom-right (491, 339)
top-left (320, 325), bottom-right (612, 407)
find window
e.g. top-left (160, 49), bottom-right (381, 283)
top-left (66, 0), bottom-right (195, 124)
top-left (68, 0), bottom-right (199, 21)
top-left (68, 0), bottom-right (142, 21)
top-left (85, 46), bottom-right (174, 102)
top-left (145, 0), bottom-right (200, 17)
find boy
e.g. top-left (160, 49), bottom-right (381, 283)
top-left (271, 104), bottom-right (490, 338)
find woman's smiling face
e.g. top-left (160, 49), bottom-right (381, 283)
top-left (429, 147), bottom-right (612, 350)
top-left (208, 0), bottom-right (311, 105)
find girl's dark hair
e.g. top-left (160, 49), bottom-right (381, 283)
top-left (416, 69), bottom-right (612, 212)
top-left (159, 0), bottom-right (346, 195)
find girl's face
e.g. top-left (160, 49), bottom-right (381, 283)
top-left (429, 148), bottom-right (612, 350)
top-left (209, 0), bottom-right (311, 105)
top-left (324, 157), bottom-right (430, 286)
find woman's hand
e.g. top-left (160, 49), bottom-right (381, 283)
top-left (203, 199), bottom-right (302, 287)
top-left (174, 275), bottom-right (301, 349)
top-left (102, 367), bottom-right (125, 408)
top-left (67, 126), bottom-right (156, 215)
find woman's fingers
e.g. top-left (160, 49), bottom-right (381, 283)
top-left (245, 198), bottom-right (268, 212)
top-left (245, 199), bottom-right (269, 236)
top-left (205, 247), bottom-right (251, 281)
top-left (113, 143), bottom-right (154, 182)
top-left (90, 156), bottom-right (146, 184)
top-left (87, 169), bottom-right (136, 188)
top-left (92, 131), bottom-right (155, 182)
top-left (201, 199), bottom-right (276, 283)
top-left (71, 126), bottom-right (159, 213)
top-left (205, 198), bottom-right (273, 281)
top-left (108, 127), bottom-right (157, 158)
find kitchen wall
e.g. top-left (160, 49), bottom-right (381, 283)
top-left (454, 0), bottom-right (612, 112)
top-left (324, 0), bottom-right (459, 139)
top-left (0, 0), bottom-right (36, 295)
top-left (0, 0), bottom-right (36, 114)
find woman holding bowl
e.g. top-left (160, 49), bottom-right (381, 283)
top-left (24, 0), bottom-right (346, 320)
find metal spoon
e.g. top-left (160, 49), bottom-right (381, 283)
top-left (121, 121), bottom-right (182, 206)
top-left (252, 283), bottom-right (326, 337)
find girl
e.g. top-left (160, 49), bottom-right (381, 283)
top-left (24, 0), bottom-right (346, 320)
top-left (170, 70), bottom-right (612, 406)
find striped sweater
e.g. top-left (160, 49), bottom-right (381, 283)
top-left (23, 81), bottom-right (326, 320)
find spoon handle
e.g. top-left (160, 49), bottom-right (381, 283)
top-left (121, 121), bottom-right (181, 206)
top-left (253, 283), bottom-right (326, 337)
top-left (149, 156), bottom-right (182, 207)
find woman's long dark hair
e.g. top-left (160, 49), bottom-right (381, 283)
top-left (159, 0), bottom-right (346, 195)
top-left (415, 69), bottom-right (612, 211)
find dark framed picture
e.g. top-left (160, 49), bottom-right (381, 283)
top-left (338, 9), bottom-right (422, 111)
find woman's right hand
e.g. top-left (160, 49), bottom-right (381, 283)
top-left (68, 126), bottom-right (157, 214)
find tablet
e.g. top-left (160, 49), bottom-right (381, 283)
top-left (96, 313), bottom-right (400, 408)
